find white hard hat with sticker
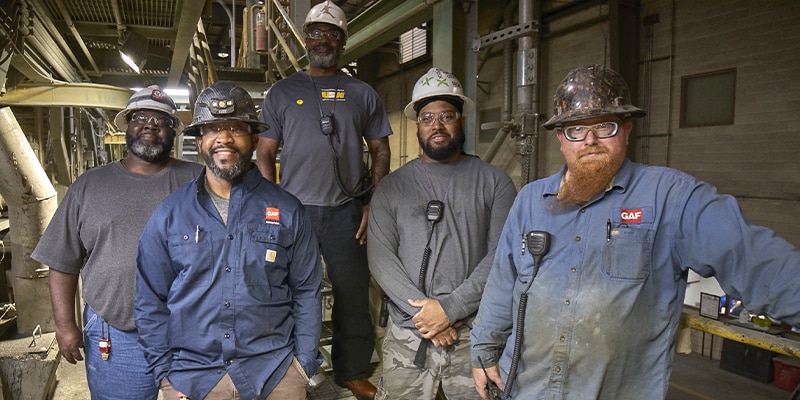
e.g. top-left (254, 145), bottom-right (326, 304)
top-left (404, 67), bottom-right (474, 120)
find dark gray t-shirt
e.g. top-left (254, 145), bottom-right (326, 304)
top-left (31, 159), bottom-right (201, 330)
top-left (367, 156), bottom-right (517, 329)
top-left (259, 71), bottom-right (392, 206)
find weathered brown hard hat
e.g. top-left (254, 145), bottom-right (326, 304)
top-left (542, 64), bottom-right (646, 130)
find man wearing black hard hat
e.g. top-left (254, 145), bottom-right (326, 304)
top-left (32, 85), bottom-right (200, 399)
top-left (135, 81), bottom-right (322, 400)
top-left (470, 64), bottom-right (800, 399)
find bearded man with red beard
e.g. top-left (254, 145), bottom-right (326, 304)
top-left (471, 64), bottom-right (800, 400)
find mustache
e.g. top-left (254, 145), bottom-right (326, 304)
top-left (210, 144), bottom-right (241, 154)
top-left (576, 147), bottom-right (609, 158)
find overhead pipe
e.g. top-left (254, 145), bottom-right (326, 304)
top-left (0, 107), bottom-right (58, 333)
top-left (52, 0), bottom-right (101, 75)
top-left (25, 28), bottom-right (79, 81)
top-left (110, 0), bottom-right (126, 46)
top-left (216, 0), bottom-right (236, 67)
top-left (26, 2), bottom-right (91, 81)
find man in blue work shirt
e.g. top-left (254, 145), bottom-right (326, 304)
top-left (470, 64), bottom-right (800, 399)
top-left (135, 81), bottom-right (322, 400)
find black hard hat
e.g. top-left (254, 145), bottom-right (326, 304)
top-left (184, 81), bottom-right (269, 136)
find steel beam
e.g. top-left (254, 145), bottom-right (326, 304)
top-left (0, 83), bottom-right (132, 109)
top-left (341, 0), bottom-right (433, 65)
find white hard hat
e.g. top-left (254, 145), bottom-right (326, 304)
top-left (113, 85), bottom-right (183, 133)
top-left (404, 67), bottom-right (475, 120)
top-left (303, 1), bottom-right (348, 39)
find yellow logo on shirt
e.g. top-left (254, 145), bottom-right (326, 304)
top-left (265, 249), bottom-right (277, 263)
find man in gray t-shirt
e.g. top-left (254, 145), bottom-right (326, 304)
top-left (256, 2), bottom-right (391, 399)
top-left (31, 86), bottom-right (200, 400)
top-left (368, 68), bottom-right (516, 400)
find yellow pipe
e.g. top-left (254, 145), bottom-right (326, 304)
top-left (680, 312), bottom-right (800, 358)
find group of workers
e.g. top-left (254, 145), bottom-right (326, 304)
top-left (29, 1), bottom-right (800, 400)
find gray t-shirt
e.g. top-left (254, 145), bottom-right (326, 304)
top-left (259, 71), bottom-right (392, 206)
top-left (31, 159), bottom-right (201, 330)
top-left (367, 156), bottom-right (517, 329)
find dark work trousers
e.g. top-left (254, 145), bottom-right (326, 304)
top-left (305, 200), bottom-right (375, 383)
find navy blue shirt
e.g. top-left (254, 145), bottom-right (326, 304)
top-left (135, 167), bottom-right (321, 400)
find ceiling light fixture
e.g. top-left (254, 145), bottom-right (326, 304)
top-left (119, 30), bottom-right (149, 74)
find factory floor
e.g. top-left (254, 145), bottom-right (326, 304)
top-left (51, 350), bottom-right (791, 399)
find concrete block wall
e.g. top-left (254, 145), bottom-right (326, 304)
top-left (638, 0), bottom-right (800, 246)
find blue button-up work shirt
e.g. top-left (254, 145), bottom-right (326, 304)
top-left (135, 167), bottom-right (321, 400)
top-left (471, 159), bottom-right (800, 399)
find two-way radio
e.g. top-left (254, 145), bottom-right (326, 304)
top-left (413, 200), bottom-right (444, 369)
top-left (504, 230), bottom-right (551, 397)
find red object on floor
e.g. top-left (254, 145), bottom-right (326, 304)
top-left (773, 356), bottom-right (800, 392)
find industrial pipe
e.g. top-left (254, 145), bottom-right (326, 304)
top-left (0, 107), bottom-right (57, 333)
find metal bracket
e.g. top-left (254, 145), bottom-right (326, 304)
top-left (472, 21), bottom-right (539, 52)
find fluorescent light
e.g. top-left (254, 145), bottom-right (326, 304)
top-left (119, 30), bottom-right (148, 74)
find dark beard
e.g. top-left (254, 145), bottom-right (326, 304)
top-left (126, 133), bottom-right (174, 163)
top-left (201, 146), bottom-right (252, 180)
top-left (307, 46), bottom-right (341, 69)
top-left (556, 150), bottom-right (624, 207)
top-left (417, 126), bottom-right (465, 161)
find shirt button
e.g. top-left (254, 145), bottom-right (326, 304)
top-left (183, 235), bottom-right (189, 241)
top-left (555, 366), bottom-right (561, 373)
top-left (564, 299), bottom-right (570, 305)
top-left (224, 333), bottom-right (230, 339)
top-left (269, 235), bottom-right (276, 240)
top-left (225, 266), bottom-right (232, 272)
top-left (225, 301), bottom-right (230, 307)
top-left (227, 235), bottom-right (234, 240)
top-left (559, 336), bottom-right (566, 342)
top-left (571, 268), bottom-right (576, 273)
top-left (225, 360), bottom-right (233, 365)
top-left (580, 208), bottom-right (586, 213)
top-left (574, 236), bottom-right (581, 242)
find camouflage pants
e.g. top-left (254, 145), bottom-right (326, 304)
top-left (380, 320), bottom-right (481, 400)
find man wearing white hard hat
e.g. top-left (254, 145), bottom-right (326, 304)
top-left (257, 2), bottom-right (392, 399)
top-left (32, 85), bottom-right (201, 399)
top-left (368, 67), bottom-right (516, 399)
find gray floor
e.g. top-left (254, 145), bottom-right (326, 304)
top-left (51, 351), bottom-right (793, 399)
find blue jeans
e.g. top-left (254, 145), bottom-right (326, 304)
top-left (83, 304), bottom-right (158, 400)
top-left (305, 201), bottom-right (375, 383)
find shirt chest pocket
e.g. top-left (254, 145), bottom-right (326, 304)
top-left (169, 233), bottom-right (214, 287)
top-left (243, 224), bottom-right (294, 300)
top-left (603, 225), bottom-right (654, 282)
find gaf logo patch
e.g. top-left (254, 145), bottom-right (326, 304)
top-left (265, 207), bottom-right (280, 224)
top-left (620, 208), bottom-right (643, 223)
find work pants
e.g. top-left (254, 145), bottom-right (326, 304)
top-left (305, 200), bottom-right (375, 383)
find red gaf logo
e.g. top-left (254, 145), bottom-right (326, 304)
top-left (620, 208), bottom-right (643, 223)
top-left (265, 207), bottom-right (280, 222)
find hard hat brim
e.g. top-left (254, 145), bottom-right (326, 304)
top-left (403, 94), bottom-right (475, 121)
top-left (183, 119), bottom-right (269, 137)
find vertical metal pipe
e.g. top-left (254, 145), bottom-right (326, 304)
top-left (0, 107), bottom-right (58, 332)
